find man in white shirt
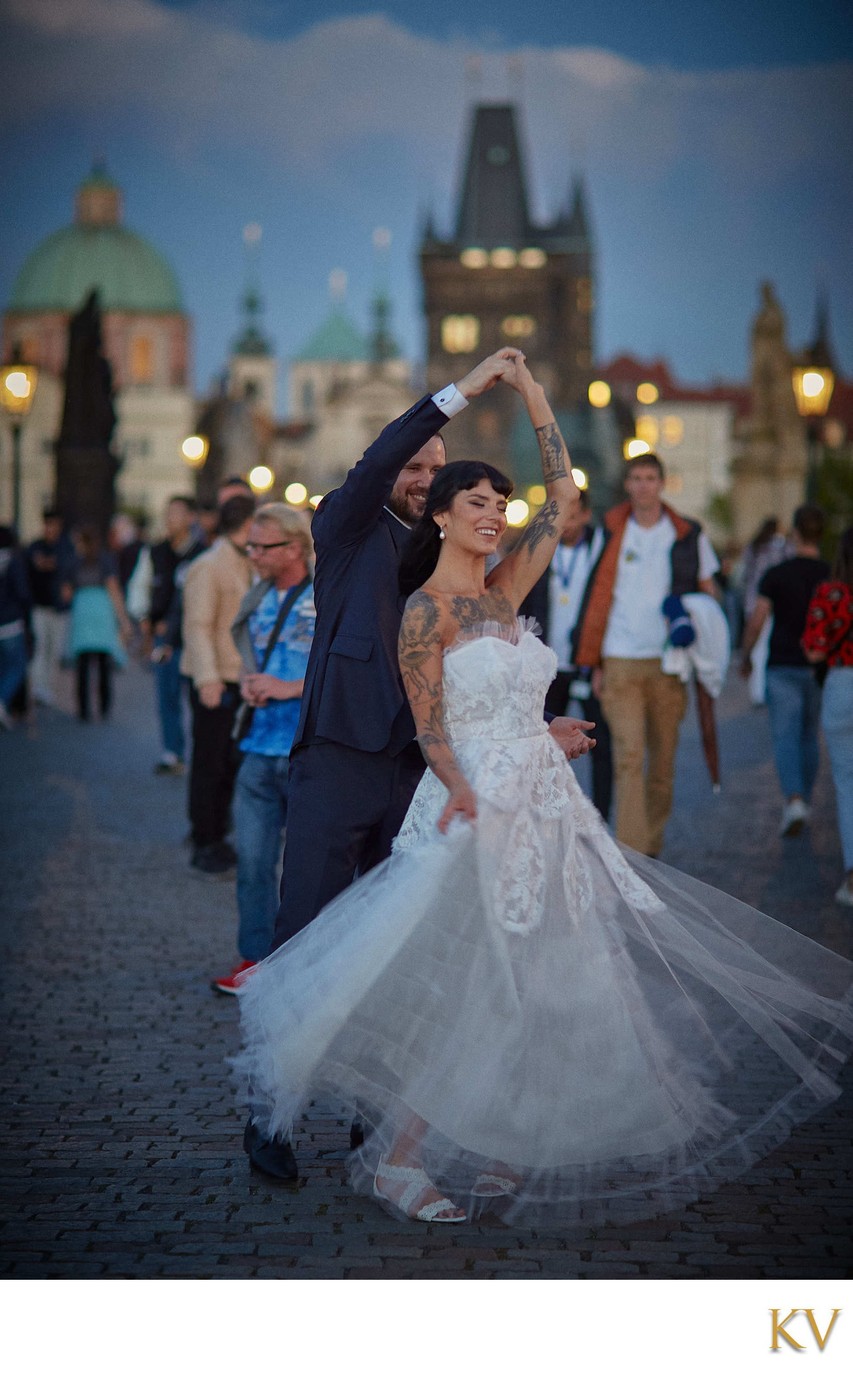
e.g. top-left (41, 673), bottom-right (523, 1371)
top-left (574, 454), bottom-right (719, 856)
top-left (521, 488), bottom-right (612, 818)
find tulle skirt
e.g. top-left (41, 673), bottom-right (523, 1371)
top-left (235, 733), bottom-right (853, 1227)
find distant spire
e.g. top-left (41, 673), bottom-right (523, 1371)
top-left (233, 223), bottom-right (272, 357)
top-left (370, 227), bottom-right (399, 363)
top-left (454, 104), bottom-right (531, 248)
top-left (328, 268), bottom-right (347, 303)
top-left (807, 289), bottom-right (835, 370)
top-left (566, 177), bottom-right (591, 242)
top-left (420, 204), bottom-right (439, 245)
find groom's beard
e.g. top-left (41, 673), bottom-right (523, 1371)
top-left (387, 490), bottom-right (429, 525)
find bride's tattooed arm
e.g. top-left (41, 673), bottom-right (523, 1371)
top-left (398, 592), bottom-right (478, 830)
top-left (486, 359), bottom-right (578, 609)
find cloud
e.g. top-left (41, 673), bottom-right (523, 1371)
top-left (1, 0), bottom-right (850, 378)
top-left (2, 0), bottom-right (850, 195)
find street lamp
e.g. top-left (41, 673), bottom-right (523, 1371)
top-left (792, 364), bottom-right (834, 502)
top-left (1, 350), bottom-right (39, 534)
top-left (180, 434), bottom-right (209, 468)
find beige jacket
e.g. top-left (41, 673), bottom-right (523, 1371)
top-left (180, 537), bottom-right (251, 688)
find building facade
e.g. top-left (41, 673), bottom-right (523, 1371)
top-left (421, 104), bottom-right (595, 476)
top-left (1, 165), bottom-right (195, 535)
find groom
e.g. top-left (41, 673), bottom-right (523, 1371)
top-left (245, 349), bottom-right (595, 1179)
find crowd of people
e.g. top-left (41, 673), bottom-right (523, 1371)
top-left (2, 351), bottom-right (851, 1225)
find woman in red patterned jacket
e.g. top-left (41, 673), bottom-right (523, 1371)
top-left (803, 527), bottom-right (853, 906)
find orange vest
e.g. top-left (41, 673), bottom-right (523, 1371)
top-left (573, 501), bottom-right (697, 667)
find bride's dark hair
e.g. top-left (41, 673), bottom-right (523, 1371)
top-left (398, 460), bottom-right (513, 598)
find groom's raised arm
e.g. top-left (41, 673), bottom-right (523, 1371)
top-left (313, 350), bottom-right (524, 549)
top-left (312, 395), bottom-right (451, 549)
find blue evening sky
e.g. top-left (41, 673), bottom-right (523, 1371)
top-left (1, 0), bottom-right (851, 396)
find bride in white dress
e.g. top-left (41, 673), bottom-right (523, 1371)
top-left (236, 358), bottom-right (853, 1226)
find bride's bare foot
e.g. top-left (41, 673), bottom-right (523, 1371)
top-left (374, 1157), bottom-right (467, 1223)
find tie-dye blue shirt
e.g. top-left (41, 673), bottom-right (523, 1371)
top-left (239, 582), bottom-right (315, 757)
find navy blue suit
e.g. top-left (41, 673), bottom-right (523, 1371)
top-left (269, 395), bottom-right (447, 951)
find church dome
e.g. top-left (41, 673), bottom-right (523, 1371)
top-left (7, 165), bottom-right (183, 315)
top-left (296, 307), bottom-right (368, 362)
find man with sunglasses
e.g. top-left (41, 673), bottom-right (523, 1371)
top-left (211, 504), bottom-right (316, 992)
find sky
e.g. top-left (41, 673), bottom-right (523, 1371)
top-left (1, 0), bottom-right (852, 401)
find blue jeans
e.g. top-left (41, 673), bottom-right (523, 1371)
top-left (235, 751), bottom-right (290, 962)
top-left (0, 631), bottom-right (28, 709)
top-left (821, 667), bottom-right (853, 870)
top-left (154, 640), bottom-right (185, 758)
top-left (765, 665), bottom-right (822, 802)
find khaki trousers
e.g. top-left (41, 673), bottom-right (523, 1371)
top-left (599, 657), bottom-right (687, 856)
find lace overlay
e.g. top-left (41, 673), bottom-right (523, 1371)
top-left (235, 619), bottom-right (853, 1228)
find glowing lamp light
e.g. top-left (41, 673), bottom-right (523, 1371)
top-left (460, 248), bottom-right (488, 268)
top-left (588, 380), bottom-right (611, 409)
top-left (249, 465), bottom-right (274, 492)
top-left (571, 468), bottom-right (589, 490)
top-left (519, 248), bottom-right (547, 268)
top-left (490, 248), bottom-right (517, 268)
top-left (636, 415), bottom-right (659, 446)
top-left (527, 484), bottom-right (546, 506)
top-left (792, 366), bottom-right (835, 419)
top-left (1, 363), bottom-right (38, 417)
top-left (624, 438), bottom-right (652, 460)
top-left (309, 494), bottom-right (324, 509)
top-left (180, 434), bottom-right (209, 467)
top-left (637, 382), bottom-right (659, 405)
top-left (505, 499), bottom-right (529, 527)
top-left (284, 482), bottom-right (308, 505)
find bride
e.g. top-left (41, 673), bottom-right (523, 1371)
top-left (236, 357), bottom-right (853, 1226)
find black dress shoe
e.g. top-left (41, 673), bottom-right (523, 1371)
top-left (243, 1116), bottom-right (298, 1181)
top-left (349, 1121), bottom-right (364, 1150)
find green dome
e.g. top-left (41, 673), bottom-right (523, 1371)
top-left (296, 307), bottom-right (368, 362)
top-left (8, 224), bottom-right (183, 315)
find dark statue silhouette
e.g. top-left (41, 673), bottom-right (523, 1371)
top-left (54, 290), bottom-right (120, 536)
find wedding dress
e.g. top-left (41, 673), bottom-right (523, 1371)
top-left (236, 622), bottom-right (853, 1225)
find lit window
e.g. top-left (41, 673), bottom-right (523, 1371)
top-left (636, 415), bottom-right (659, 446)
top-left (662, 415), bottom-right (684, 445)
top-left (637, 382), bottom-right (659, 405)
top-left (588, 381), bottom-right (611, 408)
top-left (460, 248), bottom-right (488, 268)
top-left (490, 248), bottom-right (517, 268)
top-left (131, 335), bottom-right (154, 383)
top-left (441, 315), bottom-right (480, 354)
top-left (576, 278), bottom-right (593, 312)
top-left (519, 248), bottom-right (546, 268)
top-left (501, 315), bottom-right (536, 338)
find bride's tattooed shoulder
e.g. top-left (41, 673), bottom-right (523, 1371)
top-left (449, 588), bottom-right (515, 630)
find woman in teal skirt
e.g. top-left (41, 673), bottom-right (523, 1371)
top-left (65, 524), bottom-right (131, 721)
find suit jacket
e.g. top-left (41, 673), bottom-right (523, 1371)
top-left (180, 537), bottom-right (251, 688)
top-left (292, 395), bottom-right (447, 755)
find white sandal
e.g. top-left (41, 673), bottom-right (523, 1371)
top-left (472, 1172), bottom-right (519, 1197)
top-left (374, 1158), bottom-right (467, 1223)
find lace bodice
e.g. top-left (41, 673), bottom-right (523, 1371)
top-left (442, 621), bottom-right (556, 746)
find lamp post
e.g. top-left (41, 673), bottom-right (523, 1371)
top-left (1, 351), bottom-right (39, 534)
top-left (792, 364), bottom-right (835, 502)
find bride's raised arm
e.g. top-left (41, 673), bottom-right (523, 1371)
top-left (398, 592), bottom-right (477, 833)
top-left (488, 358), bottom-right (578, 609)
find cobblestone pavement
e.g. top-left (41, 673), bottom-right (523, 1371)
top-left (1, 661), bottom-right (851, 1280)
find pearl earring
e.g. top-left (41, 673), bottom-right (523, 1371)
top-left (438, 528), bottom-right (446, 540)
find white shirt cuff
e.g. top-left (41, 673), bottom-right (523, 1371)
top-left (431, 383), bottom-right (468, 418)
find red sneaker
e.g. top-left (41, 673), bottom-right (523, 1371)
top-left (211, 959), bottom-right (257, 995)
